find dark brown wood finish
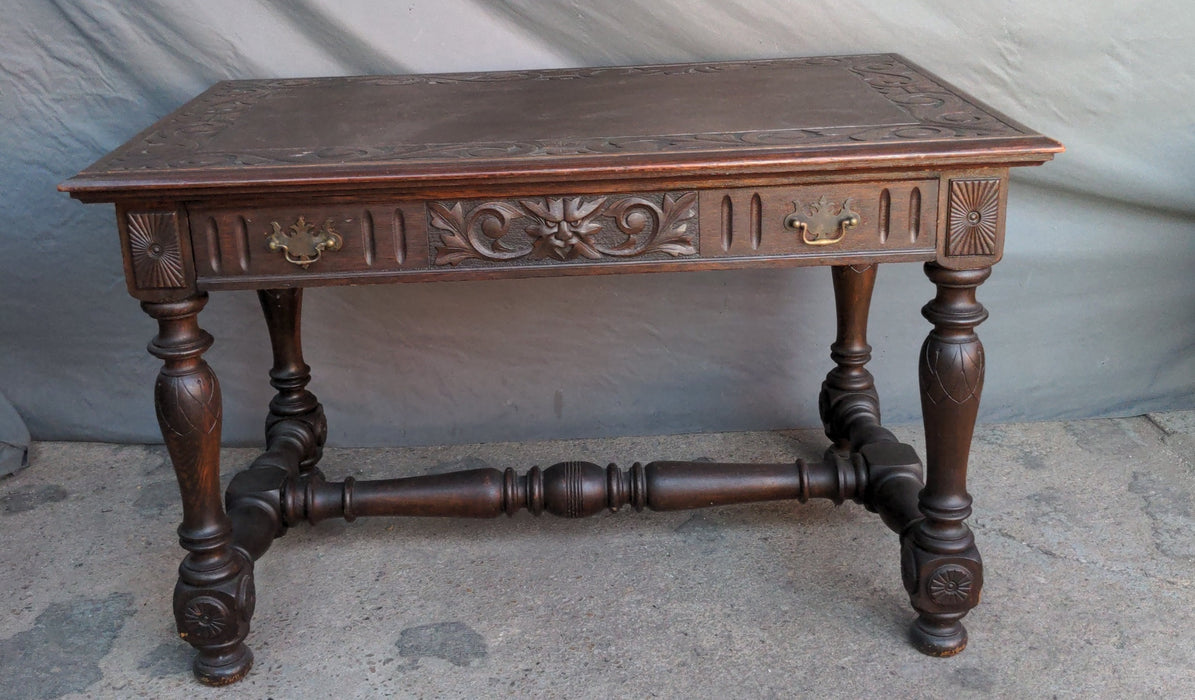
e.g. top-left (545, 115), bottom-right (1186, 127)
top-left (903, 263), bottom-right (990, 655)
top-left (284, 457), bottom-right (876, 524)
top-left (821, 264), bottom-right (882, 450)
top-left (61, 54), bottom-right (1060, 685)
top-left (142, 295), bottom-right (254, 685)
top-left (257, 289), bottom-right (326, 472)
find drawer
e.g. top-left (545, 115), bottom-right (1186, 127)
top-left (189, 204), bottom-right (427, 280)
top-left (698, 180), bottom-right (938, 260)
top-left (189, 180), bottom-right (938, 286)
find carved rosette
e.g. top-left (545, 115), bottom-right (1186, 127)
top-left (946, 179), bottom-right (1000, 257)
top-left (182, 596), bottom-right (232, 640)
top-left (173, 553), bottom-right (255, 649)
top-left (430, 192), bottom-right (698, 266)
top-left (900, 537), bottom-right (983, 614)
top-left (927, 565), bottom-right (974, 605)
top-left (128, 211), bottom-right (186, 288)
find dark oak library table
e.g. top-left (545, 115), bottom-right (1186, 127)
top-left (61, 54), bottom-right (1061, 685)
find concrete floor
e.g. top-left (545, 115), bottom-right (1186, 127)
top-left (1, 411), bottom-right (1192, 699)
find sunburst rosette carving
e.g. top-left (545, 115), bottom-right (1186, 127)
top-left (127, 211), bottom-right (186, 288)
top-left (947, 179), bottom-right (1000, 257)
top-left (927, 565), bottom-right (975, 605)
top-left (181, 596), bottom-right (232, 640)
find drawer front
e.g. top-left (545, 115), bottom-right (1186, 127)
top-left (190, 180), bottom-right (938, 286)
top-left (698, 180), bottom-right (938, 260)
top-left (190, 204), bottom-right (427, 279)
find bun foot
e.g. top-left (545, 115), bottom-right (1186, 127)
top-left (910, 614), bottom-right (968, 657)
top-left (193, 642), bottom-right (254, 686)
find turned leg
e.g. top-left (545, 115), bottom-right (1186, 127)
top-left (258, 288), bottom-right (326, 473)
top-left (820, 264), bottom-right (884, 450)
top-left (902, 263), bottom-right (989, 656)
top-left (143, 294), bottom-right (254, 685)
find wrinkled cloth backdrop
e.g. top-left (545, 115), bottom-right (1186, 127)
top-left (2, 1), bottom-right (1192, 446)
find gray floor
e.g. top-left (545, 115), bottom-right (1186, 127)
top-left (1, 412), bottom-right (1193, 699)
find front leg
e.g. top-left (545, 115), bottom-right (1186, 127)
top-left (143, 295), bottom-right (254, 685)
top-left (902, 263), bottom-right (989, 655)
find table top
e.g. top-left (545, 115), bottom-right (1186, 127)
top-left (61, 54), bottom-right (1061, 202)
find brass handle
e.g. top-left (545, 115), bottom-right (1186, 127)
top-left (265, 216), bottom-right (342, 268)
top-left (784, 196), bottom-right (860, 246)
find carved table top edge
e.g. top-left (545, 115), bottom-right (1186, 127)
top-left (59, 53), bottom-right (1062, 203)
top-left (61, 142), bottom-right (1061, 204)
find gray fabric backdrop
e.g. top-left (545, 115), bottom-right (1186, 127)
top-left (2, 1), bottom-right (1192, 447)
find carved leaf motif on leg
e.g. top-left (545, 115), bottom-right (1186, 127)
top-left (918, 340), bottom-right (984, 405)
top-left (155, 369), bottom-right (222, 438)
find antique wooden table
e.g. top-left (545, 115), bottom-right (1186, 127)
top-left (61, 54), bottom-right (1060, 685)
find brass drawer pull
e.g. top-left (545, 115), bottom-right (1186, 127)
top-left (266, 216), bottom-right (342, 268)
top-left (784, 196), bottom-right (860, 246)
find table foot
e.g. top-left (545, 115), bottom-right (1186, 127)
top-left (909, 613), bottom-right (968, 657)
top-left (900, 530), bottom-right (982, 657)
top-left (175, 550), bottom-right (256, 685)
top-left (193, 644), bottom-right (254, 686)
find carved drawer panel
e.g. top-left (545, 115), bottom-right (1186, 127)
top-left (190, 204), bottom-right (428, 279)
top-left (190, 181), bottom-right (938, 286)
top-left (190, 192), bottom-right (705, 281)
top-left (698, 180), bottom-right (938, 260)
top-left (425, 192), bottom-right (699, 268)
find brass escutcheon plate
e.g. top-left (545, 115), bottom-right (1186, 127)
top-left (784, 196), bottom-right (860, 246)
top-left (265, 216), bottom-right (343, 268)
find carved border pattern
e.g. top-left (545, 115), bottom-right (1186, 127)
top-left (430, 192), bottom-right (698, 266)
top-left (94, 55), bottom-right (1025, 172)
top-left (127, 211), bottom-right (186, 288)
top-left (946, 179), bottom-right (1000, 256)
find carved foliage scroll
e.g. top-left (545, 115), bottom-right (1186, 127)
top-left (128, 211), bottom-right (186, 288)
top-left (430, 192), bottom-right (699, 267)
top-left (946, 179), bottom-right (1000, 257)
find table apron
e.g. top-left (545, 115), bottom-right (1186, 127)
top-left (186, 179), bottom-right (941, 288)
